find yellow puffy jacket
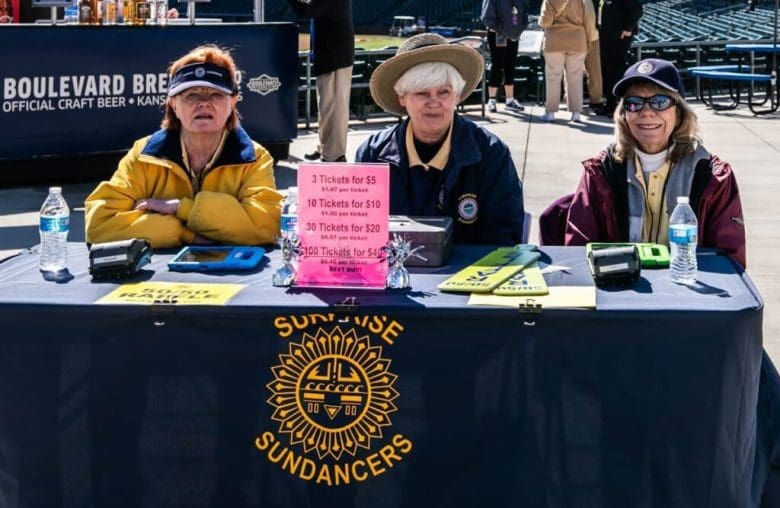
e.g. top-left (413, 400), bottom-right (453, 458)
top-left (85, 127), bottom-right (282, 248)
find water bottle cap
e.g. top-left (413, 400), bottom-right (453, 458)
top-left (676, 196), bottom-right (689, 204)
top-left (49, 186), bottom-right (62, 194)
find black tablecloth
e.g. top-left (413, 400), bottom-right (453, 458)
top-left (0, 244), bottom-right (771, 507)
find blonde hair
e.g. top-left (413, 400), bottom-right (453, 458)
top-left (393, 62), bottom-right (466, 98)
top-left (612, 82), bottom-right (701, 163)
top-left (162, 44), bottom-right (241, 131)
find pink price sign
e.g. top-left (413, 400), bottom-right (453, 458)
top-left (296, 163), bottom-right (390, 288)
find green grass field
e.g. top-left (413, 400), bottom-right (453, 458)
top-left (298, 34), bottom-right (408, 52)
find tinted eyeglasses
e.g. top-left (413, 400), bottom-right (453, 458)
top-left (622, 94), bottom-right (677, 112)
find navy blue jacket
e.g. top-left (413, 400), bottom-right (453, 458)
top-left (355, 115), bottom-right (525, 246)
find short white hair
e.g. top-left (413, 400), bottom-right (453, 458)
top-left (393, 62), bottom-right (466, 98)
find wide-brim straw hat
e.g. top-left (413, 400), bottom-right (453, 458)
top-left (369, 33), bottom-right (484, 116)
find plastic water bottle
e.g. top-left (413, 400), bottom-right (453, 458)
top-left (669, 196), bottom-right (698, 284)
top-left (39, 186), bottom-right (70, 273)
top-left (280, 187), bottom-right (298, 240)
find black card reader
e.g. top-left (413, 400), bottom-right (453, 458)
top-left (587, 245), bottom-right (641, 287)
top-left (89, 238), bottom-right (152, 281)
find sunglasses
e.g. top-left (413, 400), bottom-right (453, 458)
top-left (622, 94), bottom-right (677, 112)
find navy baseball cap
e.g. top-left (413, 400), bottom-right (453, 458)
top-left (613, 58), bottom-right (685, 98)
top-left (167, 62), bottom-right (237, 97)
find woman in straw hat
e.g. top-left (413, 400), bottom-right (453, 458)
top-left (355, 33), bottom-right (525, 245)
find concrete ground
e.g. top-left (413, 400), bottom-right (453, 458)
top-left (1, 101), bottom-right (778, 360)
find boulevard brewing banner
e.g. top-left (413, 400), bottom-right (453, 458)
top-left (256, 313), bottom-right (412, 486)
top-left (0, 24), bottom-right (298, 161)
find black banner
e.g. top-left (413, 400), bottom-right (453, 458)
top-left (0, 23), bottom-right (298, 161)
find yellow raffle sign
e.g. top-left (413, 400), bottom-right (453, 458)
top-left (96, 282), bottom-right (244, 305)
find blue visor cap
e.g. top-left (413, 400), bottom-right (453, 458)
top-left (167, 62), bottom-right (237, 97)
top-left (613, 58), bottom-right (685, 98)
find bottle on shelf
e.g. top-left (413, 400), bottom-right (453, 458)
top-left (669, 196), bottom-right (698, 285)
top-left (122, 0), bottom-right (134, 25)
top-left (280, 187), bottom-right (298, 241)
top-left (88, 0), bottom-right (100, 24)
top-left (103, 0), bottom-right (117, 24)
top-left (78, 0), bottom-right (92, 24)
top-left (64, 0), bottom-right (79, 24)
top-left (133, 0), bottom-right (150, 24)
top-left (156, 0), bottom-right (167, 25)
top-left (39, 187), bottom-right (70, 274)
top-left (147, 0), bottom-right (157, 24)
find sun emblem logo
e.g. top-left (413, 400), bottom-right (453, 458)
top-left (267, 326), bottom-right (399, 461)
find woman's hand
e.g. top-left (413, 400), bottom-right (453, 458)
top-left (135, 198), bottom-right (181, 215)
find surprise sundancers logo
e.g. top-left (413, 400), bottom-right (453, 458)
top-left (256, 314), bottom-right (412, 486)
top-left (248, 74), bottom-right (282, 96)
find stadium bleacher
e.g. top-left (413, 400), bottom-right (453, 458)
top-left (266, 0), bottom-right (777, 121)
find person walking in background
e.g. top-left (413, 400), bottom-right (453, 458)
top-left (481, 0), bottom-right (529, 113)
top-left (597, 0), bottom-right (642, 115)
top-left (289, 0), bottom-right (354, 162)
top-left (585, 0), bottom-right (606, 114)
top-left (538, 0), bottom-right (597, 122)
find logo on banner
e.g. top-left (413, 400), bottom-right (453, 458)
top-left (247, 74), bottom-right (281, 96)
top-left (256, 314), bottom-right (412, 486)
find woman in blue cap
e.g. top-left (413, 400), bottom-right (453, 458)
top-left (543, 58), bottom-right (746, 268)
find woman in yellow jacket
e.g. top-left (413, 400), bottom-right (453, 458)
top-left (538, 0), bottom-right (598, 122)
top-left (85, 44), bottom-right (282, 248)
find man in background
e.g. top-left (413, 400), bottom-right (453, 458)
top-left (585, 0), bottom-right (606, 114)
top-left (597, 0), bottom-right (642, 115)
top-left (289, 0), bottom-right (354, 163)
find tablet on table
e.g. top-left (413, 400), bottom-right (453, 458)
top-left (168, 246), bottom-right (265, 272)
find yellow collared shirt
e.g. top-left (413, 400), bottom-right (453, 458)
top-left (405, 121), bottom-right (453, 171)
top-left (634, 155), bottom-right (672, 245)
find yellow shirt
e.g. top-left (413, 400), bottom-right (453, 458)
top-left (634, 156), bottom-right (672, 245)
top-left (405, 121), bottom-right (453, 171)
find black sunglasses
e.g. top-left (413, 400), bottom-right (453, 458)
top-left (623, 94), bottom-right (677, 112)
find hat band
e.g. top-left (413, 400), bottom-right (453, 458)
top-left (168, 62), bottom-right (237, 97)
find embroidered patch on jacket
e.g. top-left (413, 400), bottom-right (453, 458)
top-left (457, 194), bottom-right (478, 224)
top-left (731, 216), bottom-right (744, 226)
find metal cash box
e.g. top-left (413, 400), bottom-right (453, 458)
top-left (388, 216), bottom-right (453, 267)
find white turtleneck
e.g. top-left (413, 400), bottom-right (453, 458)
top-left (635, 146), bottom-right (669, 174)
